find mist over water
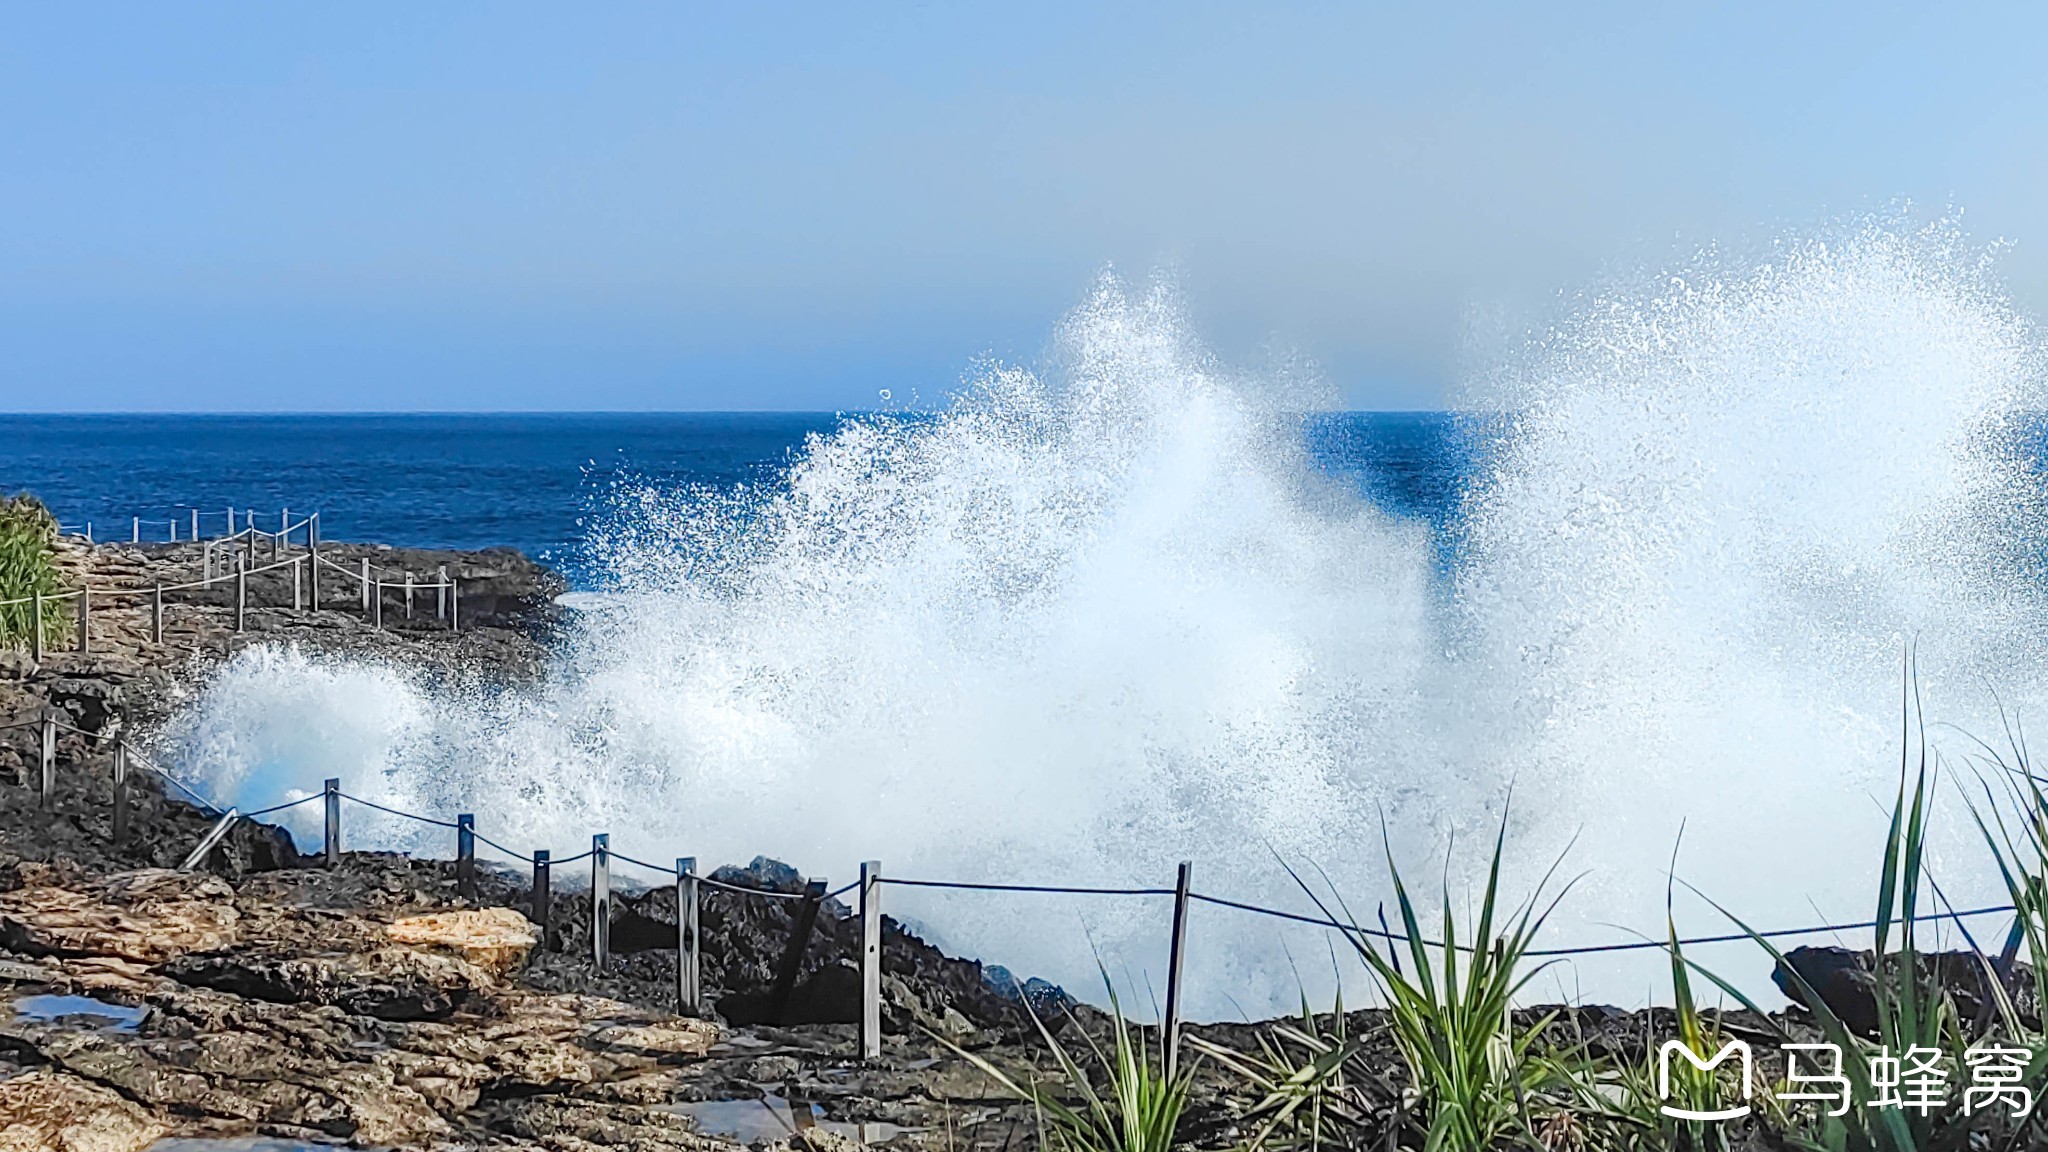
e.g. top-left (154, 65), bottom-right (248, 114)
top-left (162, 218), bottom-right (2048, 1016)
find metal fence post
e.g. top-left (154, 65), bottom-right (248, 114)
top-left (235, 556), bottom-right (247, 632)
top-left (405, 572), bottom-right (414, 620)
top-left (38, 712), bottom-right (55, 809)
top-left (151, 581), bottom-right (163, 644)
top-left (450, 578), bottom-right (460, 632)
top-left (30, 593), bottom-right (41, 663)
top-left (323, 778), bottom-right (340, 867)
top-left (372, 576), bottom-right (382, 630)
top-left (532, 849), bottom-right (552, 948)
top-left (456, 814), bottom-right (475, 899)
top-left (437, 565), bottom-right (448, 621)
top-left (677, 857), bottom-right (700, 1014)
top-left (112, 740), bottom-right (128, 847)
top-left (861, 860), bottom-right (882, 1059)
top-left (308, 515), bottom-right (320, 610)
top-left (292, 558), bottom-right (303, 611)
top-left (131, 517), bottom-right (139, 544)
top-left (360, 558), bottom-right (371, 613)
top-left (75, 587), bottom-right (89, 654)
top-left (592, 834), bottom-right (611, 970)
top-left (190, 508), bottom-right (199, 542)
top-left (245, 510), bottom-right (255, 565)
top-left (1164, 861), bottom-right (1193, 1080)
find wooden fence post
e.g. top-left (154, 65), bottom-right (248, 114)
top-left (151, 582), bottom-right (163, 644)
top-left (532, 849), bottom-right (552, 949)
top-left (1164, 861), bottom-right (1193, 1080)
top-left (861, 860), bottom-right (882, 1059)
top-left (38, 712), bottom-right (55, 809)
top-left (75, 587), bottom-right (90, 654)
top-left (591, 834), bottom-right (611, 970)
top-left (323, 778), bottom-right (341, 867)
top-left (456, 814), bottom-right (475, 900)
top-left (677, 857), bottom-right (700, 1014)
top-left (112, 741), bottom-right (128, 847)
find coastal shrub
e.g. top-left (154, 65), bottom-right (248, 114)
top-left (1297, 804), bottom-right (1579, 1152)
top-left (1188, 988), bottom-right (1387, 1152)
top-left (943, 975), bottom-right (1192, 1152)
top-left (0, 494), bottom-right (69, 649)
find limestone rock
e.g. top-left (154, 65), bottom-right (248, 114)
top-left (0, 1069), bottom-right (165, 1152)
top-left (0, 869), bottom-right (238, 962)
top-left (387, 906), bottom-right (538, 976)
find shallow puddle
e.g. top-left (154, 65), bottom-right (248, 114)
top-left (675, 1094), bottom-right (915, 1144)
top-left (11, 993), bottom-right (148, 1033)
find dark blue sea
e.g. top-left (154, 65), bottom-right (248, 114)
top-left (0, 413), bottom-right (1468, 586)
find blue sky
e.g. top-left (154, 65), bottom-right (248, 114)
top-left (2, 3), bottom-right (2043, 412)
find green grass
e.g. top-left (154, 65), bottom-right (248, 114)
top-left (0, 493), bottom-right (69, 650)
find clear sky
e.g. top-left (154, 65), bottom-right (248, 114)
top-left (3, 2), bottom-right (2044, 412)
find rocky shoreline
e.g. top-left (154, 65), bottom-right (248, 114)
top-left (0, 536), bottom-right (1899, 1151)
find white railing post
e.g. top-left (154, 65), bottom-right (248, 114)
top-left (292, 557), bottom-right (303, 611)
top-left (75, 586), bottom-right (90, 654)
top-left (131, 517), bottom-right (139, 544)
top-left (38, 712), bottom-right (55, 809)
top-left (151, 581), bottom-right (163, 644)
top-left (861, 860), bottom-right (882, 1059)
top-left (112, 741), bottom-right (129, 847)
top-left (437, 565), bottom-right (448, 621)
top-left (360, 558), bottom-right (371, 613)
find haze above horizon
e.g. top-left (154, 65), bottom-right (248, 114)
top-left (3, 2), bottom-right (2044, 413)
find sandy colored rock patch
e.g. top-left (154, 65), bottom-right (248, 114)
top-left (0, 1069), bottom-right (165, 1152)
top-left (0, 869), bottom-right (238, 963)
top-left (386, 906), bottom-right (538, 976)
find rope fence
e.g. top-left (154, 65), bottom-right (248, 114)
top-left (5, 507), bottom-right (473, 660)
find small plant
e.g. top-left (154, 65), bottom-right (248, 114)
top-left (1295, 802), bottom-right (1576, 1152)
top-left (942, 973), bottom-right (1192, 1152)
top-left (0, 494), bottom-right (69, 650)
top-left (1188, 987), bottom-right (1395, 1152)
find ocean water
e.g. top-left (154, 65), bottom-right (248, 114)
top-left (0, 410), bottom-right (1466, 584)
top-left (15, 217), bottom-right (2048, 1019)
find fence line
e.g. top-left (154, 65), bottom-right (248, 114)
top-left (6, 508), bottom-right (468, 656)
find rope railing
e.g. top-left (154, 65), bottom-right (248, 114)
top-left (10, 710), bottom-right (2033, 1068)
top-left (3, 507), bottom-right (474, 654)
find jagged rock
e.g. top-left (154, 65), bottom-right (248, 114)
top-left (387, 906), bottom-right (538, 977)
top-left (0, 1069), bottom-right (165, 1152)
top-left (0, 869), bottom-right (239, 962)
